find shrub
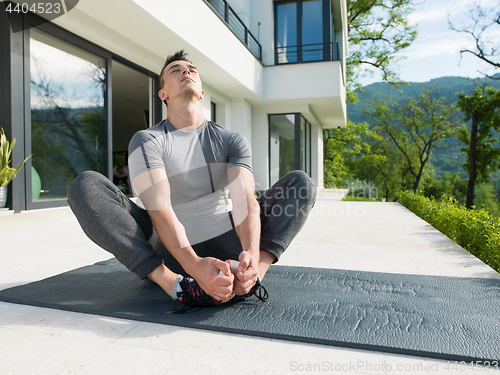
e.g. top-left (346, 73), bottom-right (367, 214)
top-left (400, 191), bottom-right (500, 273)
top-left (342, 178), bottom-right (379, 199)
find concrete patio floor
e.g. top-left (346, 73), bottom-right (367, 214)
top-left (0, 190), bottom-right (498, 374)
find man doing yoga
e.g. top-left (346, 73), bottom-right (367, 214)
top-left (68, 50), bottom-right (316, 308)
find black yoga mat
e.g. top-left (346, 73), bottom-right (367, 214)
top-left (1, 258), bottom-right (499, 362)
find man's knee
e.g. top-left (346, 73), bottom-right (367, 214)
top-left (282, 170), bottom-right (312, 185)
top-left (67, 171), bottom-right (109, 207)
top-left (284, 171), bottom-right (317, 201)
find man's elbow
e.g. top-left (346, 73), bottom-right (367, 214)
top-left (232, 195), bottom-right (259, 226)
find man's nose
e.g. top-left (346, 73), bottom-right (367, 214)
top-left (182, 67), bottom-right (190, 75)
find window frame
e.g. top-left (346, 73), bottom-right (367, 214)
top-left (211, 101), bottom-right (217, 123)
top-left (21, 15), bottom-right (162, 210)
top-left (268, 112), bottom-right (312, 187)
top-left (274, 0), bottom-right (332, 65)
top-left (23, 17), bottom-right (112, 209)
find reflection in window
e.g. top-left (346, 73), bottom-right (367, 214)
top-left (30, 29), bottom-right (106, 200)
top-left (276, 2), bottom-right (298, 63)
top-left (275, 0), bottom-right (329, 64)
top-left (300, 116), bottom-right (305, 171)
top-left (305, 118), bottom-right (311, 175)
top-left (270, 113), bottom-right (311, 186)
top-left (270, 114), bottom-right (296, 185)
top-left (302, 0), bottom-right (323, 62)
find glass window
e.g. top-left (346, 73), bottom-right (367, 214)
top-left (300, 115), bottom-right (305, 171)
top-left (303, 116), bottom-right (311, 175)
top-left (211, 101), bottom-right (216, 123)
top-left (302, 0), bottom-right (323, 61)
top-left (275, 0), bottom-right (329, 64)
top-left (270, 113), bottom-right (312, 186)
top-left (299, 115), bottom-right (312, 174)
top-left (269, 114), bottom-right (296, 185)
top-left (30, 29), bottom-right (106, 201)
top-left (276, 2), bottom-right (298, 63)
top-left (305, 120), bottom-right (312, 176)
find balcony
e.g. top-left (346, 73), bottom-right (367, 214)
top-left (276, 42), bottom-right (341, 64)
top-left (264, 60), bottom-right (346, 128)
top-left (203, 0), bottom-right (262, 61)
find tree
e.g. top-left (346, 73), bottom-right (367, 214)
top-left (347, 0), bottom-right (417, 101)
top-left (449, 3), bottom-right (500, 78)
top-left (364, 85), bottom-right (461, 192)
top-left (323, 120), bottom-right (404, 200)
top-left (423, 171), bottom-right (468, 203)
top-left (456, 87), bottom-right (500, 209)
top-left (348, 133), bottom-right (403, 200)
top-left (325, 0), bottom-right (418, 186)
top-left (475, 184), bottom-right (500, 217)
top-left (323, 120), bottom-right (371, 187)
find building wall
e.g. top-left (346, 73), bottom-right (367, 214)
top-left (249, 0), bottom-right (274, 66)
top-left (203, 84), bottom-right (232, 129)
top-left (0, 14), bottom-right (26, 212)
top-left (54, 0), bottom-right (265, 98)
top-left (251, 107), bottom-right (269, 191)
top-left (2, 0), bottom-right (347, 210)
top-left (53, 0), bottom-right (345, 190)
top-left (312, 121), bottom-right (324, 189)
top-left (227, 0), bottom-right (251, 27)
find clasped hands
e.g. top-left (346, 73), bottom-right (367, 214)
top-left (189, 251), bottom-right (259, 302)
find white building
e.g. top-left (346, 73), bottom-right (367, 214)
top-left (0, 0), bottom-right (347, 211)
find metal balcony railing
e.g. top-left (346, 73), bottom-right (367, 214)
top-left (276, 42), bottom-right (340, 64)
top-left (204, 0), bottom-right (262, 61)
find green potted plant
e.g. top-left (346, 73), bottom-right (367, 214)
top-left (0, 128), bottom-right (31, 208)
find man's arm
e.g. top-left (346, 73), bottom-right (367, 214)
top-left (132, 168), bottom-right (233, 301)
top-left (227, 166), bottom-right (261, 295)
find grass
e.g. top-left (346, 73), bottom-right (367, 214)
top-left (342, 195), bottom-right (382, 202)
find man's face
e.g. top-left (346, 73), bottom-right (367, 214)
top-left (158, 60), bottom-right (204, 104)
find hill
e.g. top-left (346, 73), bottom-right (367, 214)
top-left (348, 73), bottom-right (500, 125)
top-left (347, 74), bottom-right (500, 180)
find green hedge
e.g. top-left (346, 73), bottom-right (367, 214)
top-left (400, 191), bottom-right (500, 273)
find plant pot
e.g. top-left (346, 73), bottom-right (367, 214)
top-left (0, 186), bottom-right (7, 208)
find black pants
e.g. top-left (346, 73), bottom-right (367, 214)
top-left (67, 170), bottom-right (316, 279)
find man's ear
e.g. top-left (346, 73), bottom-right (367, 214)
top-left (158, 89), bottom-right (168, 102)
top-left (200, 89), bottom-right (205, 101)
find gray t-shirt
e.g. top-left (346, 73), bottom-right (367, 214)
top-left (128, 119), bottom-right (252, 245)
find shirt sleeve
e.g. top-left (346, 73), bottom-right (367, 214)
top-left (227, 132), bottom-right (252, 172)
top-left (128, 130), bottom-right (166, 181)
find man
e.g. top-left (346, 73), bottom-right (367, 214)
top-left (68, 50), bottom-right (316, 309)
top-left (112, 165), bottom-right (130, 193)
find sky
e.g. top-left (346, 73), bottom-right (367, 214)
top-left (358, 0), bottom-right (500, 86)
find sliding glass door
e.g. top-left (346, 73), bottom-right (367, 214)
top-left (29, 28), bottom-right (108, 203)
top-left (22, 19), bottom-right (112, 209)
top-left (269, 113), bottom-right (311, 186)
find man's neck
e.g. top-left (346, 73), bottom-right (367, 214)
top-left (166, 100), bottom-right (205, 131)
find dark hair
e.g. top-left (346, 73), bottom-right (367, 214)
top-left (158, 49), bottom-right (192, 94)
